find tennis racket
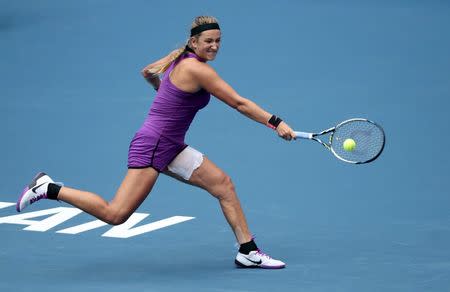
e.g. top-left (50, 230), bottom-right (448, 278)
top-left (294, 118), bottom-right (385, 164)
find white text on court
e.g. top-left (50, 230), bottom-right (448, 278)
top-left (0, 201), bottom-right (194, 238)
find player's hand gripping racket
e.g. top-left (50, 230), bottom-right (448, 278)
top-left (294, 118), bottom-right (385, 164)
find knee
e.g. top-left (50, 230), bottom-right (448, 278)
top-left (214, 174), bottom-right (236, 200)
top-left (104, 209), bottom-right (130, 226)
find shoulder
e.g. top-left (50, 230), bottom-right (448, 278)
top-left (180, 58), bottom-right (218, 80)
top-left (179, 57), bottom-right (211, 69)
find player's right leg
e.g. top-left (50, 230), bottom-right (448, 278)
top-left (16, 168), bottom-right (159, 225)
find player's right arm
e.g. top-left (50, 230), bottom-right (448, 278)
top-left (190, 62), bottom-right (295, 140)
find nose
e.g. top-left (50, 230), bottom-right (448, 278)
top-left (211, 42), bottom-right (219, 51)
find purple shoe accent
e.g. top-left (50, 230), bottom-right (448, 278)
top-left (260, 264), bottom-right (286, 269)
top-left (16, 172), bottom-right (48, 212)
top-left (30, 194), bottom-right (47, 205)
top-left (16, 186), bottom-right (29, 212)
top-left (29, 193), bottom-right (48, 205)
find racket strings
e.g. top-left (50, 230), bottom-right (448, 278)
top-left (331, 120), bottom-right (385, 163)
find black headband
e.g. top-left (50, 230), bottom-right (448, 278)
top-left (190, 23), bottom-right (220, 37)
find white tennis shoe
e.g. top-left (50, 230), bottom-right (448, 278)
top-left (235, 250), bottom-right (286, 269)
top-left (16, 172), bottom-right (62, 212)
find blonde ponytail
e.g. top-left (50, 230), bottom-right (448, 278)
top-left (147, 47), bottom-right (185, 75)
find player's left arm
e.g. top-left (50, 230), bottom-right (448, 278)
top-left (190, 63), bottom-right (295, 140)
top-left (141, 50), bottom-right (180, 91)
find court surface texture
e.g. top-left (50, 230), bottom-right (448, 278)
top-left (1, 1), bottom-right (449, 291)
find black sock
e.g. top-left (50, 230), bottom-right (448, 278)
top-left (239, 239), bottom-right (258, 255)
top-left (47, 183), bottom-right (61, 200)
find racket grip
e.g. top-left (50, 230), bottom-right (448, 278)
top-left (294, 131), bottom-right (313, 139)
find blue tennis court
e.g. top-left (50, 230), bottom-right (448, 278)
top-left (1, 1), bottom-right (450, 291)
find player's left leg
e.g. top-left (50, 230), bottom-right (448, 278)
top-left (164, 147), bottom-right (285, 269)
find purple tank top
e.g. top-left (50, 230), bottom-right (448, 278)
top-left (139, 53), bottom-right (211, 143)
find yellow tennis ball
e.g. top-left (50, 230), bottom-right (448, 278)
top-left (343, 138), bottom-right (356, 152)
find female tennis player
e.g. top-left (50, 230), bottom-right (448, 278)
top-left (17, 16), bottom-right (295, 269)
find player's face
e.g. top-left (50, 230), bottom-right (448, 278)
top-left (192, 30), bottom-right (221, 61)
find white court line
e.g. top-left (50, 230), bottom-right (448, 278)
top-left (0, 202), bottom-right (15, 209)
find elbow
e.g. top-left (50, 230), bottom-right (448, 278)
top-left (141, 68), bottom-right (158, 80)
top-left (141, 68), bottom-right (160, 90)
top-left (141, 66), bottom-right (155, 77)
top-left (141, 68), bottom-right (149, 77)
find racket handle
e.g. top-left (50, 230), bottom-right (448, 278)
top-left (294, 131), bottom-right (313, 139)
